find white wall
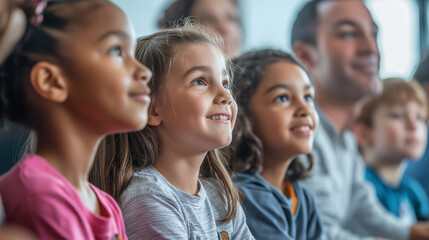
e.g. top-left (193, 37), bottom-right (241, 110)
top-left (111, 0), bottom-right (420, 79)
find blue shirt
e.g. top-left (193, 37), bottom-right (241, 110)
top-left (366, 167), bottom-right (429, 222)
top-left (234, 172), bottom-right (326, 240)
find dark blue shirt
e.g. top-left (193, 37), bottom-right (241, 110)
top-left (234, 172), bottom-right (326, 240)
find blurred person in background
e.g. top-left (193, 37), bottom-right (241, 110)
top-left (159, 0), bottom-right (242, 58)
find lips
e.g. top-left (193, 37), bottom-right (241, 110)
top-left (206, 112), bottom-right (231, 121)
top-left (290, 122), bottom-right (314, 135)
top-left (129, 88), bottom-right (151, 102)
top-left (351, 56), bottom-right (379, 75)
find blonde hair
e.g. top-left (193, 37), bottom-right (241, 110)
top-left (356, 78), bottom-right (428, 127)
top-left (90, 22), bottom-right (240, 223)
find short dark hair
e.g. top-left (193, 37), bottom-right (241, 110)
top-left (414, 53), bottom-right (429, 85)
top-left (291, 0), bottom-right (327, 47)
top-left (228, 49), bottom-right (313, 181)
top-left (159, 0), bottom-right (238, 28)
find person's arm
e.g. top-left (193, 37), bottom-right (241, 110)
top-left (300, 141), bottom-right (375, 240)
top-left (121, 194), bottom-right (189, 239)
top-left (343, 154), bottom-right (410, 240)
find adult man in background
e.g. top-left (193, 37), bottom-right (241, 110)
top-left (292, 0), bottom-right (429, 239)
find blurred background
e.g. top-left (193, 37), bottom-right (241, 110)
top-left (0, 0), bottom-right (428, 174)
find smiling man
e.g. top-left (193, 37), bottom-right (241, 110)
top-left (292, 0), bottom-right (429, 239)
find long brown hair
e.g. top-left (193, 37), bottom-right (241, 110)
top-left (90, 22), bottom-right (240, 223)
top-left (228, 49), bottom-right (314, 181)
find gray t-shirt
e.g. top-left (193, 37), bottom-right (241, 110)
top-left (120, 166), bottom-right (254, 240)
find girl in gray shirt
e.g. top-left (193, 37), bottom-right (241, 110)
top-left (90, 23), bottom-right (254, 240)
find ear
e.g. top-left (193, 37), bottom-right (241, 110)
top-left (351, 122), bottom-right (373, 148)
top-left (293, 41), bottom-right (317, 70)
top-left (147, 101), bottom-right (162, 126)
top-left (29, 61), bottom-right (68, 103)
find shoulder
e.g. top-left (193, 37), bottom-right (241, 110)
top-left (120, 167), bottom-right (174, 204)
top-left (233, 173), bottom-right (271, 193)
top-left (0, 155), bottom-right (81, 213)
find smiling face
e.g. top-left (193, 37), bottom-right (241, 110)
top-left (311, 0), bottom-right (381, 102)
top-left (152, 42), bottom-right (237, 153)
top-left (58, 2), bottom-right (152, 134)
top-left (248, 61), bottom-right (319, 157)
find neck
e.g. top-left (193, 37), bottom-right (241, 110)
top-left (34, 116), bottom-right (101, 191)
top-left (260, 151), bottom-right (294, 190)
top-left (370, 162), bottom-right (404, 187)
top-left (315, 88), bottom-right (364, 133)
top-left (153, 146), bottom-right (205, 196)
top-left (365, 152), bottom-right (404, 186)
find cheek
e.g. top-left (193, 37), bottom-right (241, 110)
top-left (373, 122), bottom-right (402, 147)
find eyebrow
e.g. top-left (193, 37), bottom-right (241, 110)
top-left (98, 30), bottom-right (130, 42)
top-left (334, 19), bottom-right (379, 32)
top-left (265, 84), bottom-right (313, 94)
top-left (183, 66), bottom-right (228, 78)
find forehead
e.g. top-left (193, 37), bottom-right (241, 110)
top-left (317, 0), bottom-right (376, 29)
top-left (191, 0), bottom-right (236, 13)
top-left (60, 2), bottom-right (131, 41)
top-left (258, 62), bottom-right (311, 90)
top-left (172, 43), bottom-right (227, 73)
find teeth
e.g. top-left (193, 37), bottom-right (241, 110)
top-left (294, 126), bottom-right (310, 131)
top-left (209, 115), bottom-right (230, 120)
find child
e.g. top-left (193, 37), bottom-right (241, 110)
top-left (229, 49), bottom-right (326, 240)
top-left (90, 24), bottom-right (254, 239)
top-left (0, 0), bottom-right (152, 239)
top-left (353, 78), bottom-right (429, 224)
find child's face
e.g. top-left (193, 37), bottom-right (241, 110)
top-left (369, 101), bottom-right (427, 161)
top-left (153, 43), bottom-right (237, 152)
top-left (248, 61), bottom-right (318, 158)
top-left (59, 2), bottom-right (151, 134)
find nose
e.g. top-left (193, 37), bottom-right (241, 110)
top-left (406, 116), bottom-right (418, 131)
top-left (359, 31), bottom-right (379, 57)
top-left (134, 60), bottom-right (152, 83)
top-left (214, 86), bottom-right (233, 105)
top-left (294, 97), bottom-right (311, 118)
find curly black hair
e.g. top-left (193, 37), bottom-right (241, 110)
top-left (228, 49), bottom-right (313, 181)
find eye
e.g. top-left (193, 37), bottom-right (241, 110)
top-left (274, 95), bottom-right (289, 103)
top-left (304, 94), bottom-right (314, 103)
top-left (222, 80), bottom-right (230, 89)
top-left (417, 114), bottom-right (427, 122)
top-left (109, 46), bottom-right (123, 57)
top-left (387, 112), bottom-right (404, 120)
top-left (191, 78), bottom-right (207, 86)
top-left (338, 31), bottom-right (357, 39)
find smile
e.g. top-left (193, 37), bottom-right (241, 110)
top-left (208, 114), bottom-right (230, 120)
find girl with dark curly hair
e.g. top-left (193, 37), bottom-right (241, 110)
top-left (229, 49), bottom-right (326, 240)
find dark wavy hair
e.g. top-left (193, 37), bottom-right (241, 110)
top-left (0, 0), bottom-right (107, 127)
top-left (228, 49), bottom-right (314, 181)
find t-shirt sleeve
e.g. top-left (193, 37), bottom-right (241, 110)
top-left (239, 186), bottom-right (293, 240)
top-left (121, 193), bottom-right (188, 239)
top-left (19, 193), bottom-right (92, 239)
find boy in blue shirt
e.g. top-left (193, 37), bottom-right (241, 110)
top-left (353, 78), bottom-right (429, 224)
